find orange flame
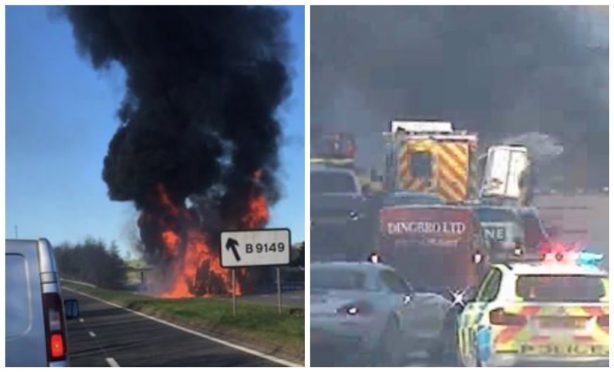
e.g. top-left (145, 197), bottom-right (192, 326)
top-left (149, 171), bottom-right (269, 298)
top-left (146, 184), bottom-right (241, 298)
top-left (242, 169), bottom-right (270, 228)
top-left (242, 194), bottom-right (269, 228)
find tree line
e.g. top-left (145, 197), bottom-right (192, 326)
top-left (55, 238), bottom-right (127, 289)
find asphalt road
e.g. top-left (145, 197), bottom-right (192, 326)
top-left (63, 288), bottom-right (290, 367)
top-left (311, 349), bottom-right (446, 367)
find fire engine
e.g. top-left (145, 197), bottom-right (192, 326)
top-left (311, 132), bottom-right (356, 169)
top-left (382, 121), bottom-right (479, 203)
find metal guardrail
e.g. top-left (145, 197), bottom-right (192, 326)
top-left (61, 278), bottom-right (97, 288)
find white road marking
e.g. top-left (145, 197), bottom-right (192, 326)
top-left (79, 318), bottom-right (84, 323)
top-left (106, 357), bottom-right (120, 367)
top-left (64, 287), bottom-right (302, 367)
top-left (88, 331), bottom-right (96, 338)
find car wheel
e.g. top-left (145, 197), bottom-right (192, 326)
top-left (375, 317), bottom-right (404, 366)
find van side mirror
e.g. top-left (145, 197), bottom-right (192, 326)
top-left (64, 299), bottom-right (80, 320)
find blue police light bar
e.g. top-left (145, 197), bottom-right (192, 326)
top-left (576, 251), bottom-right (604, 268)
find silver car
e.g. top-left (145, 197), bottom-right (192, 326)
top-left (6, 239), bottom-right (79, 366)
top-left (311, 261), bottom-right (452, 366)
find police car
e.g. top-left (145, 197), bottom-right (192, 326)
top-left (457, 251), bottom-right (609, 367)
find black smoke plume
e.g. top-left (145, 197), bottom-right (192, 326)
top-left (312, 6), bottom-right (607, 190)
top-left (62, 6), bottom-right (291, 292)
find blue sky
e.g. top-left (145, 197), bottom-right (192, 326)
top-left (6, 6), bottom-right (305, 257)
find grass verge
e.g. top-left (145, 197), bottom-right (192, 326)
top-left (63, 282), bottom-right (304, 364)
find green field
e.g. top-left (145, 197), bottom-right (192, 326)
top-left (63, 283), bottom-right (304, 363)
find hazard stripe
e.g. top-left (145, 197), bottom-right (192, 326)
top-left (437, 184), bottom-right (457, 202)
top-left (440, 142), bottom-right (468, 167)
top-left (495, 306), bottom-right (541, 345)
top-left (438, 165), bottom-right (466, 197)
top-left (438, 159), bottom-right (467, 188)
top-left (438, 176), bottom-right (464, 202)
top-left (582, 306), bottom-right (605, 317)
top-left (438, 144), bottom-right (468, 183)
top-left (399, 152), bottom-right (410, 187)
top-left (437, 144), bottom-right (468, 200)
top-left (409, 178), bottom-right (426, 191)
top-left (495, 325), bottom-right (526, 345)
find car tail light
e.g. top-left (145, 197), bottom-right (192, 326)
top-left (43, 293), bottom-right (68, 362)
top-left (597, 314), bottom-right (609, 328)
top-left (489, 308), bottom-right (526, 326)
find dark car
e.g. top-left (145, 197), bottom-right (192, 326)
top-left (311, 167), bottom-right (373, 260)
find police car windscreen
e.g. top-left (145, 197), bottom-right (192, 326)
top-left (311, 172), bottom-right (357, 194)
top-left (311, 267), bottom-right (373, 291)
top-left (516, 275), bottom-right (607, 303)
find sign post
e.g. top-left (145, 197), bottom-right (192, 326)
top-left (220, 228), bottom-right (291, 316)
top-left (231, 269), bottom-right (237, 316)
top-left (276, 267), bottom-right (282, 314)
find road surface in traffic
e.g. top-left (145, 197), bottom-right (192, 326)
top-left (64, 288), bottom-right (289, 367)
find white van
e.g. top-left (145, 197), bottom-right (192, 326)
top-left (480, 145), bottom-right (529, 200)
top-left (6, 239), bottom-right (79, 366)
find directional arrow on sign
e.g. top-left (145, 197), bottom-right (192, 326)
top-left (225, 238), bottom-right (241, 261)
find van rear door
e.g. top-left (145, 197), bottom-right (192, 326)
top-left (482, 146), bottom-right (528, 199)
top-left (6, 240), bottom-right (48, 366)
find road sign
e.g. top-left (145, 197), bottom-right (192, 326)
top-left (220, 228), bottom-right (291, 268)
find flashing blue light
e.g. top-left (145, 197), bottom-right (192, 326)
top-left (576, 251), bottom-right (604, 268)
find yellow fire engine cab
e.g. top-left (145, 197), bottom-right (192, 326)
top-left (383, 120), bottom-right (479, 203)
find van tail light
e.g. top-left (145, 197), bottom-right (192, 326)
top-left (50, 333), bottom-right (66, 359)
top-left (597, 314), bottom-right (609, 328)
top-left (43, 293), bottom-right (68, 362)
top-left (489, 308), bottom-right (527, 326)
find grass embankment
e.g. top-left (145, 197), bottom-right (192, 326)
top-left (63, 282), bottom-right (304, 364)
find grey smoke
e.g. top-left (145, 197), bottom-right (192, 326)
top-left (312, 6), bottom-right (608, 189)
top-left (500, 132), bottom-right (564, 164)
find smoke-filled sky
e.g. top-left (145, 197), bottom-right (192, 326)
top-left (312, 6), bottom-right (608, 189)
top-left (6, 6), bottom-right (305, 254)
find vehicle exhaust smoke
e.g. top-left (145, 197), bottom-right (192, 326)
top-left (62, 6), bottom-right (291, 296)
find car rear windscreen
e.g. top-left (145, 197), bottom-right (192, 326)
top-left (311, 172), bottom-right (357, 194)
top-left (516, 275), bottom-right (607, 302)
top-left (383, 194), bottom-right (442, 207)
top-left (475, 208), bottom-right (517, 223)
top-left (6, 254), bottom-right (33, 337)
top-left (312, 268), bottom-right (372, 291)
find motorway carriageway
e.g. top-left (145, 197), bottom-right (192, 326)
top-left (63, 288), bottom-right (299, 367)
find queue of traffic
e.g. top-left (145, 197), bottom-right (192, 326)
top-left (310, 120), bottom-right (609, 367)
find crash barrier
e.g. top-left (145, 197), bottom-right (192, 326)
top-left (61, 278), bottom-right (97, 288)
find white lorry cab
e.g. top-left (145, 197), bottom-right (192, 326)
top-left (480, 145), bottom-right (529, 202)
